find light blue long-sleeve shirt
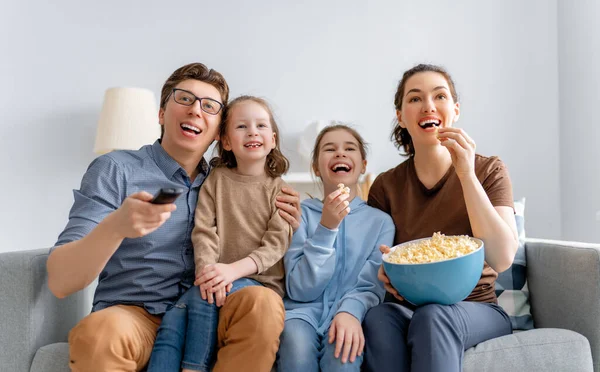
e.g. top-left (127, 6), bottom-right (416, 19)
top-left (283, 197), bottom-right (395, 334)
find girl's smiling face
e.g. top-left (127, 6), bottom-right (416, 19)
top-left (315, 129), bottom-right (366, 194)
top-left (397, 71), bottom-right (460, 147)
top-left (221, 100), bottom-right (276, 166)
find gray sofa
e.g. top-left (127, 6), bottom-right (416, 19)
top-left (1, 239), bottom-right (599, 372)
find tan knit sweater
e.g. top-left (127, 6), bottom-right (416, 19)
top-left (192, 166), bottom-right (293, 297)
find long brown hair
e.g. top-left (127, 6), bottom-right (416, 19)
top-left (159, 63), bottom-right (230, 139)
top-left (391, 64), bottom-right (459, 157)
top-left (213, 96), bottom-right (289, 178)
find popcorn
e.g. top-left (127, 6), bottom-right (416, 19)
top-left (385, 232), bottom-right (480, 264)
top-left (337, 183), bottom-right (350, 195)
top-left (435, 126), bottom-right (447, 142)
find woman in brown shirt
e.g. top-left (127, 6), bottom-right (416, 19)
top-left (362, 64), bottom-right (519, 372)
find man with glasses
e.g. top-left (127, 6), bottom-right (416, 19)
top-left (171, 88), bottom-right (223, 115)
top-left (47, 63), bottom-right (301, 372)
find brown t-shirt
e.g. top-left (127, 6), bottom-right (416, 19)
top-left (368, 154), bottom-right (514, 304)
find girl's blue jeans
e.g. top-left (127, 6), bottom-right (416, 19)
top-left (147, 278), bottom-right (261, 372)
top-left (276, 318), bottom-right (363, 372)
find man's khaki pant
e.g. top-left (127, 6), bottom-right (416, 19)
top-left (68, 286), bottom-right (284, 372)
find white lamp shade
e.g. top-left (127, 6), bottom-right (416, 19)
top-left (94, 87), bottom-right (160, 154)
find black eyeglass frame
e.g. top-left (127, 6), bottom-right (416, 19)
top-left (169, 88), bottom-right (224, 115)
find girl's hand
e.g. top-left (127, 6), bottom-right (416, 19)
top-left (378, 245), bottom-right (404, 301)
top-left (276, 187), bottom-right (302, 232)
top-left (437, 127), bottom-right (476, 179)
top-left (214, 286), bottom-right (228, 307)
top-left (200, 283), bottom-right (232, 305)
top-left (200, 286), bottom-right (215, 304)
top-left (195, 263), bottom-right (239, 294)
top-left (329, 312), bottom-right (364, 364)
top-left (320, 189), bottom-right (350, 230)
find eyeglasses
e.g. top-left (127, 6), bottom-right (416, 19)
top-left (170, 88), bottom-right (223, 115)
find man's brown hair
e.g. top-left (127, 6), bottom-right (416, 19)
top-left (159, 63), bottom-right (230, 138)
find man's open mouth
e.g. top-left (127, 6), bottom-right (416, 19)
top-left (181, 123), bottom-right (202, 134)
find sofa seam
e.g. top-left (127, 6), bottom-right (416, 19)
top-left (468, 339), bottom-right (588, 354)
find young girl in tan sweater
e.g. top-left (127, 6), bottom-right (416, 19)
top-left (148, 96), bottom-right (293, 372)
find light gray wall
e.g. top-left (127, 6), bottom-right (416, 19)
top-left (1, 0), bottom-right (563, 253)
top-left (558, 0), bottom-right (600, 242)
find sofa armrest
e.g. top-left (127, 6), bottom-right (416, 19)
top-left (0, 248), bottom-right (94, 372)
top-left (526, 238), bottom-right (600, 371)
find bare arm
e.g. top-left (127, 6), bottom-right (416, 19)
top-left (47, 192), bottom-right (175, 298)
top-left (459, 174), bottom-right (518, 272)
top-left (439, 127), bottom-right (518, 273)
top-left (47, 213), bottom-right (123, 298)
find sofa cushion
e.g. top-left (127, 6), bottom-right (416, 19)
top-left (463, 328), bottom-right (593, 372)
top-left (29, 330), bottom-right (594, 372)
top-left (495, 198), bottom-right (534, 330)
top-left (30, 342), bottom-right (70, 372)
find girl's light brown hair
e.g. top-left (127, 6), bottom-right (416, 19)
top-left (391, 64), bottom-right (459, 157)
top-left (159, 63), bottom-right (230, 139)
top-left (311, 124), bottom-right (369, 176)
top-left (213, 96), bottom-right (289, 178)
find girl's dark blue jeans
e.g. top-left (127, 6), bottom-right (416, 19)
top-left (147, 278), bottom-right (261, 372)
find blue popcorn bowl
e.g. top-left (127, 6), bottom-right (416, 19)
top-left (382, 237), bottom-right (484, 306)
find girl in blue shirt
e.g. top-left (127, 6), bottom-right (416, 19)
top-left (276, 124), bottom-right (395, 372)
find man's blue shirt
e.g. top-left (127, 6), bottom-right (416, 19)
top-left (54, 140), bottom-right (209, 314)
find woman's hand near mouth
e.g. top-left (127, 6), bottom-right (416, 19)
top-left (437, 127), bottom-right (476, 179)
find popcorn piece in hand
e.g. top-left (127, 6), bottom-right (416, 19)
top-left (337, 183), bottom-right (350, 195)
top-left (435, 126), bottom-right (447, 142)
top-left (435, 126), bottom-right (442, 141)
